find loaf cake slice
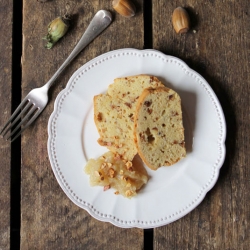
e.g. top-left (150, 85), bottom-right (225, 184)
top-left (134, 86), bottom-right (186, 170)
top-left (94, 75), bottom-right (164, 160)
top-left (94, 94), bottom-right (137, 161)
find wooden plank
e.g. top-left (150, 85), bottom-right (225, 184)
top-left (21, 1), bottom-right (144, 249)
top-left (153, 0), bottom-right (250, 249)
top-left (0, 0), bottom-right (13, 249)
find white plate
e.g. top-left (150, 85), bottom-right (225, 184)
top-left (47, 48), bottom-right (226, 229)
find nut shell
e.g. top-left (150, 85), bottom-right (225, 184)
top-left (172, 7), bottom-right (190, 34)
top-left (112, 0), bottom-right (136, 18)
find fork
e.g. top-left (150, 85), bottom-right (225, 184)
top-left (0, 10), bottom-right (112, 142)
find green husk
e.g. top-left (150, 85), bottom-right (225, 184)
top-left (43, 15), bottom-right (70, 49)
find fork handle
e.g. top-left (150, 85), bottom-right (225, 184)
top-left (44, 10), bottom-right (112, 90)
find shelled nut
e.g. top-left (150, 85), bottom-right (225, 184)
top-left (112, 0), bottom-right (136, 18)
top-left (172, 7), bottom-right (190, 34)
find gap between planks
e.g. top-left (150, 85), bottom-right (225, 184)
top-left (10, 0), bottom-right (22, 249)
top-left (143, 0), bottom-right (154, 248)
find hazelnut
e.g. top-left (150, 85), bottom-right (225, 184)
top-left (112, 0), bottom-right (136, 18)
top-left (109, 168), bottom-right (115, 178)
top-left (94, 171), bottom-right (100, 177)
top-left (103, 185), bottom-right (111, 191)
top-left (125, 190), bottom-right (133, 197)
top-left (172, 7), bottom-right (190, 34)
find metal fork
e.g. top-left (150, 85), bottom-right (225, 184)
top-left (0, 10), bottom-right (112, 142)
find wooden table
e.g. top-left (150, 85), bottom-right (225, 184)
top-left (1, 0), bottom-right (249, 249)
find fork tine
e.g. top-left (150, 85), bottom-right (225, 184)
top-left (9, 107), bottom-right (42, 142)
top-left (5, 105), bottom-right (38, 141)
top-left (1, 100), bottom-right (32, 137)
top-left (0, 96), bottom-right (28, 135)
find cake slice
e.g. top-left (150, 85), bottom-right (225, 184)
top-left (134, 86), bottom-right (186, 170)
top-left (94, 94), bottom-right (137, 161)
top-left (94, 75), bottom-right (164, 160)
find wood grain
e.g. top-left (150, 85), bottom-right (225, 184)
top-left (152, 0), bottom-right (250, 249)
top-left (0, 0), bottom-right (12, 249)
top-left (21, 0), bottom-right (144, 249)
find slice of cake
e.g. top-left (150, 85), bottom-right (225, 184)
top-left (94, 75), bottom-right (164, 160)
top-left (85, 151), bottom-right (148, 198)
top-left (94, 94), bottom-right (137, 160)
top-left (134, 86), bottom-right (186, 170)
